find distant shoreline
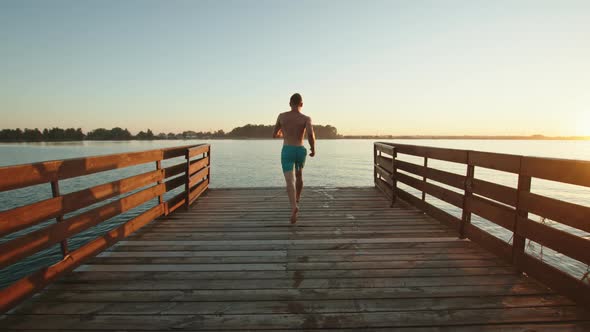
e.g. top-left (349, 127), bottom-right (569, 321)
top-left (1, 135), bottom-right (589, 143)
top-left (3, 126), bottom-right (588, 142)
top-left (342, 135), bottom-right (590, 140)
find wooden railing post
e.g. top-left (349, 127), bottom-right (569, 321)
top-left (207, 145), bottom-right (211, 184)
top-left (185, 149), bottom-right (191, 210)
top-left (155, 160), bottom-right (163, 205)
top-left (373, 144), bottom-right (378, 186)
top-left (421, 157), bottom-right (428, 201)
top-left (391, 147), bottom-right (397, 207)
top-left (459, 152), bottom-right (474, 239)
top-left (50, 180), bottom-right (69, 257)
top-left (513, 157), bottom-right (531, 270)
top-left (155, 160), bottom-right (169, 216)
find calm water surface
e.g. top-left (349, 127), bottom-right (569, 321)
top-left (1, 139), bottom-right (589, 288)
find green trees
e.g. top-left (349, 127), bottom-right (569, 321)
top-left (136, 129), bottom-right (155, 140)
top-left (86, 127), bottom-right (133, 140)
top-left (0, 124), bottom-right (340, 141)
top-left (0, 127), bottom-right (83, 141)
top-left (227, 124), bottom-right (340, 138)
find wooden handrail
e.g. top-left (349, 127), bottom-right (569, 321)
top-left (374, 142), bottom-right (590, 307)
top-left (0, 144), bottom-right (211, 313)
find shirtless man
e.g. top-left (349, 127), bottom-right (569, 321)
top-left (272, 93), bottom-right (316, 224)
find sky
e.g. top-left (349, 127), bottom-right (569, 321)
top-left (1, 0), bottom-right (589, 136)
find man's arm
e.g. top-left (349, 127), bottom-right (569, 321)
top-left (306, 116), bottom-right (316, 157)
top-left (272, 115), bottom-right (282, 138)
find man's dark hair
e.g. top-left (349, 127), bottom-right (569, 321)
top-left (289, 93), bottom-right (302, 106)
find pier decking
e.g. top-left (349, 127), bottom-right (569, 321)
top-left (2, 187), bottom-right (589, 330)
top-left (2, 142), bottom-right (590, 330)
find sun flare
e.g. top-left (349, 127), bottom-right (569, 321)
top-left (573, 112), bottom-right (590, 136)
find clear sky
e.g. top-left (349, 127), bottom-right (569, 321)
top-left (1, 0), bottom-right (589, 136)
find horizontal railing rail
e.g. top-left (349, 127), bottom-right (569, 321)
top-left (374, 142), bottom-right (590, 306)
top-left (0, 144), bottom-right (211, 312)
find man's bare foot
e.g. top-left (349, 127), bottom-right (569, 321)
top-left (290, 206), bottom-right (299, 224)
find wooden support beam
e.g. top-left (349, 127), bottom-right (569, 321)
top-left (459, 154), bottom-right (474, 239)
top-left (373, 144), bottom-right (377, 186)
top-left (513, 161), bottom-right (531, 270)
top-left (50, 180), bottom-right (69, 258)
top-left (185, 150), bottom-right (191, 210)
top-left (421, 157), bottom-right (428, 201)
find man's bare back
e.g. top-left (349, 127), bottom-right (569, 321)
top-left (275, 111), bottom-right (314, 147)
top-left (272, 93), bottom-right (316, 224)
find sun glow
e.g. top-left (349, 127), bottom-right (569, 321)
top-left (573, 112), bottom-right (590, 136)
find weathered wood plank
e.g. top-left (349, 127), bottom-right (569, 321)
top-left (50, 275), bottom-right (528, 291)
top-left (3, 306), bottom-right (587, 330)
top-left (62, 267), bottom-right (519, 282)
top-left (87, 252), bottom-right (498, 265)
top-left (188, 178), bottom-right (209, 204)
top-left (394, 144), bottom-right (468, 164)
top-left (468, 151), bottom-right (521, 173)
top-left (517, 218), bottom-right (590, 266)
top-left (3, 186), bottom-right (588, 330)
top-left (396, 160), bottom-right (465, 189)
top-left (376, 155), bottom-right (393, 169)
top-left (464, 223), bottom-right (512, 263)
top-left (517, 252), bottom-right (590, 307)
top-left (188, 156), bottom-right (209, 175)
top-left (13, 295), bottom-right (572, 315)
top-left (469, 195), bottom-right (515, 230)
top-left (396, 172), bottom-right (464, 208)
top-left (374, 142), bottom-right (394, 156)
top-left (0, 145), bottom-right (201, 192)
top-left (74, 259), bottom-right (508, 272)
top-left (4, 323), bottom-right (590, 332)
top-left (188, 167), bottom-right (209, 189)
top-left (162, 162), bottom-right (185, 179)
top-left (0, 184), bottom-right (165, 269)
top-left (111, 240), bottom-right (479, 252)
top-left (521, 156), bottom-right (590, 187)
top-left (0, 169), bottom-right (163, 237)
top-left (114, 237), bottom-right (468, 246)
top-left (519, 191), bottom-right (590, 233)
top-left (0, 204), bottom-right (164, 313)
top-left (394, 188), bottom-right (461, 231)
top-left (471, 178), bottom-right (517, 207)
top-left (187, 144), bottom-right (209, 158)
top-left (34, 283), bottom-right (554, 302)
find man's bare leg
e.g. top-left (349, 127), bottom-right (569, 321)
top-left (283, 170), bottom-right (299, 223)
top-left (295, 169), bottom-right (303, 203)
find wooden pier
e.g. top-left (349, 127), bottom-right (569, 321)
top-left (1, 143), bottom-right (590, 330)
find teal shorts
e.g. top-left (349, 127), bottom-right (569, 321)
top-left (281, 145), bottom-right (307, 172)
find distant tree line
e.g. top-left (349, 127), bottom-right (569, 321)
top-left (0, 128), bottom-right (85, 141)
top-left (0, 124), bottom-right (340, 142)
top-left (227, 124), bottom-right (339, 139)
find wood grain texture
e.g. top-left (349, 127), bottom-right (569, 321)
top-left (0, 184), bottom-right (165, 269)
top-left (2, 187), bottom-right (588, 330)
top-left (377, 142), bottom-right (590, 312)
top-left (188, 144), bottom-right (210, 158)
top-left (385, 143), bottom-right (468, 163)
top-left (519, 191), bottom-right (590, 233)
top-left (521, 156), bottom-right (590, 187)
top-left (0, 169), bottom-right (163, 237)
top-left (396, 159), bottom-right (465, 189)
top-left (0, 144), bottom-right (201, 192)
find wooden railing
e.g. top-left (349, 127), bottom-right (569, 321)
top-left (374, 142), bottom-right (590, 306)
top-left (0, 144), bottom-right (211, 312)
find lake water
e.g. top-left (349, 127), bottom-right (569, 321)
top-left (1, 139), bottom-right (589, 288)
